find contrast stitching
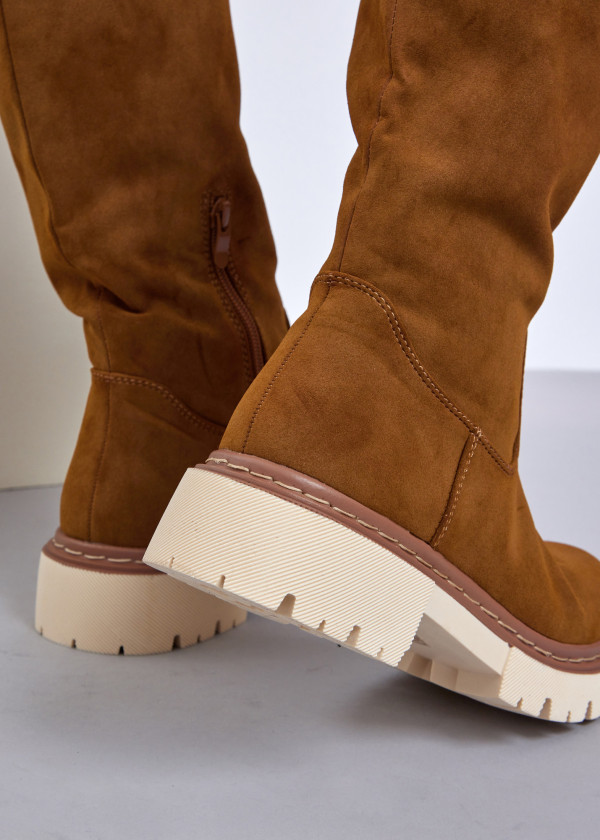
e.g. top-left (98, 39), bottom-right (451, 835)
top-left (206, 457), bottom-right (600, 664)
top-left (315, 273), bottom-right (514, 475)
top-left (338, 0), bottom-right (399, 270)
top-left (91, 370), bottom-right (224, 435)
top-left (51, 538), bottom-right (143, 565)
top-left (432, 432), bottom-right (480, 549)
top-left (241, 285), bottom-right (331, 452)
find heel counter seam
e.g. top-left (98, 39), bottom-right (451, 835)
top-left (91, 370), bottom-right (225, 436)
top-left (315, 273), bottom-right (514, 475)
top-left (431, 432), bottom-right (479, 549)
top-left (87, 370), bottom-right (111, 542)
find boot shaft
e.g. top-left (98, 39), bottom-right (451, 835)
top-left (221, 0), bottom-right (600, 647)
top-left (324, 0), bottom-right (600, 458)
top-left (0, 0), bottom-right (288, 544)
top-left (0, 0), bottom-right (287, 421)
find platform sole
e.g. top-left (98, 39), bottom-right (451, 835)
top-left (143, 453), bottom-right (600, 721)
top-left (36, 531), bottom-right (246, 655)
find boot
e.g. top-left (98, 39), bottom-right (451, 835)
top-left (145, 0), bottom-right (600, 718)
top-left (0, 0), bottom-right (288, 653)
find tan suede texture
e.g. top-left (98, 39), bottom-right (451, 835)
top-left (0, 0), bottom-right (287, 546)
top-left (223, 0), bottom-right (600, 645)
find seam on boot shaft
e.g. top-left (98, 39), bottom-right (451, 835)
top-left (224, 271), bottom-right (523, 545)
top-left (431, 431), bottom-right (479, 549)
top-left (87, 291), bottom-right (112, 540)
top-left (315, 273), bottom-right (515, 474)
top-left (225, 275), bottom-right (471, 541)
top-left (61, 370), bottom-right (225, 546)
top-left (91, 370), bottom-right (226, 436)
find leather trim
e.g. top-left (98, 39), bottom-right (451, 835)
top-left (42, 528), bottom-right (161, 575)
top-left (200, 449), bottom-right (600, 674)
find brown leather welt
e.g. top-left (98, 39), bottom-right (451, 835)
top-left (201, 450), bottom-right (600, 673)
top-left (42, 529), bottom-right (161, 575)
top-left (314, 274), bottom-right (515, 475)
top-left (91, 370), bottom-right (225, 436)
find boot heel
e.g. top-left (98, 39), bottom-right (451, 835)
top-left (144, 459), bottom-right (600, 722)
top-left (146, 466), bottom-right (435, 665)
top-left (36, 531), bottom-right (245, 655)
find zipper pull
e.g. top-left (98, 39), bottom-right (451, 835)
top-left (211, 197), bottom-right (232, 269)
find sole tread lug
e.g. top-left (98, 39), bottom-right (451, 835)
top-left (145, 467), bottom-right (600, 721)
top-left (36, 550), bottom-right (245, 655)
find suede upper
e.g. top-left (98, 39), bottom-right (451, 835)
top-left (0, 0), bottom-right (288, 546)
top-left (222, 0), bottom-right (600, 645)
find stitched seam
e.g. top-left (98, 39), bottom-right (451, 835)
top-left (429, 433), bottom-right (467, 543)
top-left (338, 0), bottom-right (399, 270)
top-left (88, 357), bottom-right (111, 542)
top-left (51, 538), bottom-right (143, 565)
top-left (85, 290), bottom-right (113, 541)
top-left (204, 191), bottom-right (253, 386)
top-left (315, 273), bottom-right (514, 475)
top-left (432, 433), bottom-right (479, 549)
top-left (512, 333), bottom-right (528, 462)
top-left (91, 370), bottom-right (225, 436)
top-left (241, 285), bottom-right (331, 452)
top-left (207, 457), bottom-right (599, 664)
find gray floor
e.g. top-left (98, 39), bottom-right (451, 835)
top-left (2, 371), bottom-right (600, 840)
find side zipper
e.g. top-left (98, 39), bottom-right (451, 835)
top-left (210, 196), bottom-right (265, 379)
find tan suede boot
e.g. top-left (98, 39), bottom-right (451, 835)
top-left (0, 0), bottom-right (288, 653)
top-left (145, 0), bottom-right (600, 718)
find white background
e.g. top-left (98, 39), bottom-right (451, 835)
top-left (1, 0), bottom-right (599, 488)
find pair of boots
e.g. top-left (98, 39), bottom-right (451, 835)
top-left (2, 0), bottom-right (600, 722)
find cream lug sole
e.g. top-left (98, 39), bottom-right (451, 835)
top-left (144, 455), bottom-right (600, 722)
top-left (36, 535), bottom-right (246, 655)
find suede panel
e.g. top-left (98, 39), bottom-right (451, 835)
top-left (436, 445), bottom-right (600, 646)
top-left (0, 0), bottom-right (287, 546)
top-left (61, 371), bottom-right (224, 547)
top-left (223, 0), bottom-right (600, 644)
top-left (222, 279), bottom-right (469, 542)
top-left (327, 0), bottom-right (600, 459)
top-left (221, 281), bottom-right (331, 452)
